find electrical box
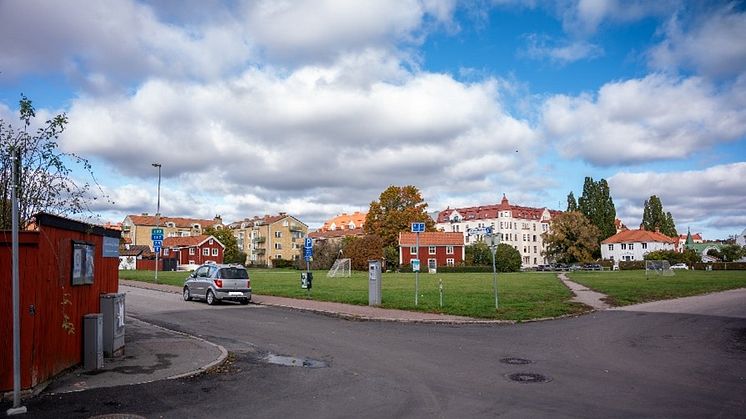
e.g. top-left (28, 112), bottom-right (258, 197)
top-left (301, 272), bottom-right (313, 289)
top-left (100, 293), bottom-right (126, 357)
top-left (83, 314), bottom-right (103, 370)
top-left (368, 260), bottom-right (382, 306)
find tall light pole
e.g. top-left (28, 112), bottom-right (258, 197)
top-left (152, 163), bottom-right (161, 283)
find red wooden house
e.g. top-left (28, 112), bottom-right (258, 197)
top-left (398, 232), bottom-right (465, 271)
top-left (161, 235), bottom-right (225, 265)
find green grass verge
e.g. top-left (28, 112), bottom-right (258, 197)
top-left (119, 269), bottom-right (587, 321)
top-left (568, 270), bottom-right (746, 306)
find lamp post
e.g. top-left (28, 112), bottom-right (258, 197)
top-left (152, 163), bottom-right (161, 283)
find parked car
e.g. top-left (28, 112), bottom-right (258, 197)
top-left (582, 263), bottom-right (602, 271)
top-left (670, 263), bottom-right (689, 270)
top-left (183, 263), bottom-right (252, 305)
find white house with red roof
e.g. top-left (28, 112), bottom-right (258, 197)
top-left (161, 234), bottom-right (225, 266)
top-left (398, 232), bottom-right (465, 270)
top-left (601, 229), bottom-right (678, 263)
top-left (434, 195), bottom-right (561, 268)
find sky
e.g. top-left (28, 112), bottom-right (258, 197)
top-left (1, 0), bottom-right (745, 239)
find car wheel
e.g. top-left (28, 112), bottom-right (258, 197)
top-left (183, 287), bottom-right (192, 301)
top-left (240, 298), bottom-right (250, 305)
top-left (206, 290), bottom-right (217, 305)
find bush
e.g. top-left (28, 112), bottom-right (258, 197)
top-left (271, 259), bottom-right (296, 269)
top-left (619, 261), bottom-right (646, 270)
top-left (692, 262), bottom-right (746, 270)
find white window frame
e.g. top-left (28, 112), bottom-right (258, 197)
top-left (410, 246), bottom-right (417, 254)
top-left (446, 246), bottom-right (454, 255)
top-left (446, 258), bottom-right (455, 267)
top-left (212, 248), bottom-right (218, 256)
top-left (189, 248), bottom-right (195, 255)
top-left (428, 246), bottom-right (436, 255)
top-left (608, 244), bottom-right (613, 251)
top-left (275, 231), bottom-right (282, 238)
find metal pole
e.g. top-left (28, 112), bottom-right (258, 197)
top-left (8, 147), bottom-right (27, 415)
top-left (415, 231), bottom-right (419, 306)
top-left (491, 234), bottom-right (498, 309)
top-left (152, 163), bottom-right (161, 283)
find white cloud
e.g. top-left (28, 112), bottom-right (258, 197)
top-left (542, 73), bottom-right (746, 166)
top-left (648, 5), bottom-right (746, 79)
top-left (558, 0), bottom-right (676, 35)
top-left (522, 34), bottom-right (603, 64)
top-left (609, 163), bottom-right (746, 235)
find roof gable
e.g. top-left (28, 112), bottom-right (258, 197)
top-left (163, 235), bottom-right (225, 248)
top-left (601, 229), bottom-right (677, 244)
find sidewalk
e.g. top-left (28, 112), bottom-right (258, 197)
top-left (557, 273), bottom-right (611, 310)
top-left (44, 316), bottom-right (227, 394)
top-left (119, 279), bottom-right (497, 324)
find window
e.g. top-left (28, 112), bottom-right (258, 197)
top-left (275, 243), bottom-right (282, 250)
top-left (446, 246), bottom-right (454, 254)
top-left (180, 231), bottom-right (190, 237)
top-left (163, 248), bottom-right (169, 256)
top-left (533, 235), bottom-right (537, 242)
top-left (533, 246), bottom-right (537, 253)
top-left (621, 243), bottom-right (627, 250)
top-left (275, 231), bottom-right (282, 238)
top-left (629, 243), bottom-right (634, 250)
top-left (212, 248), bottom-right (218, 256)
top-left (410, 246), bottom-right (417, 254)
top-left (275, 254), bottom-right (282, 259)
top-left (642, 243), bottom-right (648, 249)
top-left (608, 244), bottom-right (613, 251)
top-left (209, 239), bottom-right (214, 245)
top-left (189, 248), bottom-right (195, 255)
top-left (446, 258), bottom-right (455, 267)
top-left (428, 246), bottom-right (436, 255)
top-left (202, 248), bottom-right (209, 256)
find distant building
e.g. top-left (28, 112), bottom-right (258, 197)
top-left (228, 213), bottom-right (308, 267)
top-left (601, 229), bottom-right (677, 262)
top-left (122, 214), bottom-right (224, 250)
top-left (308, 211), bottom-right (367, 243)
top-left (614, 218), bottom-right (628, 233)
top-left (161, 235), bottom-right (224, 266)
top-left (398, 232), bottom-right (465, 270)
top-left (735, 228), bottom-right (746, 247)
top-left (435, 195), bottom-right (561, 268)
top-left (118, 244), bottom-right (153, 270)
top-left (678, 231), bottom-right (703, 250)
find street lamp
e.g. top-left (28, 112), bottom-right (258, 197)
top-left (152, 163), bottom-right (161, 283)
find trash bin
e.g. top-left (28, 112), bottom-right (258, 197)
top-left (369, 260), bottom-right (381, 305)
top-left (100, 293), bottom-right (125, 357)
top-left (83, 314), bottom-right (103, 370)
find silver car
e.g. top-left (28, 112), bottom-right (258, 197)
top-left (183, 263), bottom-right (252, 305)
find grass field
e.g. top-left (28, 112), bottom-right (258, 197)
top-left (568, 270), bottom-right (746, 306)
top-left (119, 269), bottom-right (587, 320)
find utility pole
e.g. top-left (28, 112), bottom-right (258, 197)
top-left (152, 163), bottom-right (161, 283)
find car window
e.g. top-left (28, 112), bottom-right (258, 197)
top-left (195, 266), bottom-right (209, 277)
top-left (208, 266), bottom-right (218, 277)
top-left (218, 267), bottom-right (249, 279)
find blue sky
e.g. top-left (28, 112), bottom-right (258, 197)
top-left (1, 0), bottom-right (745, 239)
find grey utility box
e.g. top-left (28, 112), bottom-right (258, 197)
top-left (100, 293), bottom-right (126, 357)
top-left (83, 313), bottom-right (103, 370)
top-left (368, 260), bottom-right (382, 306)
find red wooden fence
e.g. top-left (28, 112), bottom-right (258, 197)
top-left (1, 213), bottom-right (119, 393)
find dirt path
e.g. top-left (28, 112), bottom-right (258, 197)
top-left (557, 272), bottom-right (611, 310)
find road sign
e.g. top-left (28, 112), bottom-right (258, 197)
top-left (153, 246), bottom-right (161, 252)
top-left (411, 222), bottom-right (425, 233)
top-left (304, 238), bottom-right (313, 248)
top-left (412, 259), bottom-right (420, 272)
top-left (151, 234), bottom-right (164, 241)
top-left (151, 228), bottom-right (163, 235)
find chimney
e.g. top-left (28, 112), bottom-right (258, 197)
top-left (279, 212), bottom-right (287, 216)
top-left (214, 215), bottom-right (222, 223)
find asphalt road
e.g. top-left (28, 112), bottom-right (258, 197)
top-left (11, 286), bottom-right (746, 418)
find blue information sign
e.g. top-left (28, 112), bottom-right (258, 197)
top-left (304, 238), bottom-right (313, 248)
top-left (411, 222), bottom-right (425, 233)
top-left (151, 228), bottom-right (164, 235)
top-left (151, 234), bottom-right (164, 241)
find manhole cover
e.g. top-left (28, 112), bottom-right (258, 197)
top-left (500, 357), bottom-right (532, 365)
top-left (506, 373), bottom-right (551, 383)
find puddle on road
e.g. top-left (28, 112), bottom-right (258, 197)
top-left (263, 354), bottom-right (328, 368)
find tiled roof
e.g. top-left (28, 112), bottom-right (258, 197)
top-left (126, 215), bottom-right (221, 228)
top-left (119, 244), bottom-right (152, 257)
top-left (163, 235), bottom-right (224, 248)
top-left (228, 213), bottom-right (302, 229)
top-left (399, 232), bottom-right (464, 246)
top-left (319, 211), bottom-right (367, 231)
top-left (679, 233), bottom-right (702, 241)
top-left (308, 227), bottom-right (365, 240)
top-left (436, 195), bottom-right (561, 223)
top-left (601, 229), bottom-right (677, 244)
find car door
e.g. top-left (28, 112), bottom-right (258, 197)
top-left (193, 266), bottom-right (209, 298)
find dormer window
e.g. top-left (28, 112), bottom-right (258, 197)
top-left (193, 224), bottom-right (200, 230)
top-left (166, 222), bottom-right (175, 228)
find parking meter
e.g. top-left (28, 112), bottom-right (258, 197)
top-left (301, 272), bottom-right (313, 289)
top-left (368, 260), bottom-right (382, 305)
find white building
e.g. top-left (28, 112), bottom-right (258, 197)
top-left (601, 229), bottom-right (677, 263)
top-left (434, 195), bottom-right (561, 268)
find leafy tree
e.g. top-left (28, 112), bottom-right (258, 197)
top-left (383, 245), bottom-right (399, 270)
top-left (542, 211), bottom-right (600, 263)
top-left (494, 243), bottom-right (521, 272)
top-left (577, 177), bottom-right (617, 241)
top-left (364, 185), bottom-right (434, 255)
top-left (465, 242), bottom-right (492, 266)
top-left (295, 239), bottom-right (343, 270)
top-left (719, 244), bottom-right (745, 262)
top-left (566, 191), bottom-right (578, 212)
top-left (1, 95), bottom-right (109, 229)
top-left (342, 234), bottom-right (384, 270)
top-left (644, 249), bottom-right (699, 265)
top-left (204, 226), bottom-right (246, 264)
top-left (641, 195), bottom-right (677, 237)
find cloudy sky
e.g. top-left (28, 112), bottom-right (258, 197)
top-left (1, 0), bottom-right (745, 239)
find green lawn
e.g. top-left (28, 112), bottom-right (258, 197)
top-left (568, 270), bottom-right (746, 306)
top-left (119, 269), bottom-right (587, 321)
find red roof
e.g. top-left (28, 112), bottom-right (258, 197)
top-left (601, 229), bottom-right (677, 244)
top-left (399, 232), bottom-right (464, 246)
top-left (228, 213), bottom-right (299, 229)
top-left (436, 195), bottom-right (561, 223)
top-left (163, 235), bottom-right (225, 248)
top-left (126, 215), bottom-right (221, 228)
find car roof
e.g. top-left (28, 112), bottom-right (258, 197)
top-left (200, 263), bottom-right (247, 269)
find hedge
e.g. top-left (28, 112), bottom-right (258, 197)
top-left (692, 262), bottom-right (746, 270)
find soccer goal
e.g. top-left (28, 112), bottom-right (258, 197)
top-left (645, 260), bottom-right (675, 277)
top-left (327, 258), bottom-right (352, 277)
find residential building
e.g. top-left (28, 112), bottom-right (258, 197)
top-left (398, 232), bottom-right (465, 270)
top-left (118, 244), bottom-right (153, 270)
top-left (228, 213), bottom-right (308, 267)
top-left (308, 211), bottom-right (368, 243)
top-left (601, 229), bottom-right (677, 262)
top-left (121, 214), bottom-right (224, 250)
top-left (678, 231), bottom-right (703, 250)
top-left (161, 235), bottom-right (224, 266)
top-left (435, 195), bottom-right (561, 268)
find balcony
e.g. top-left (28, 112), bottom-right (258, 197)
top-left (253, 237), bottom-right (266, 244)
top-left (289, 224), bottom-right (304, 232)
top-left (253, 248), bottom-right (266, 255)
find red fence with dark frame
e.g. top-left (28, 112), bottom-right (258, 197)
top-left (0, 213), bottom-right (120, 393)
